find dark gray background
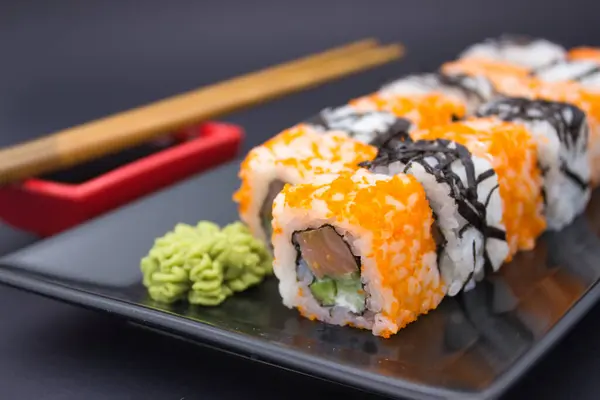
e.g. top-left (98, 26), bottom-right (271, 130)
top-left (1, 0), bottom-right (599, 398)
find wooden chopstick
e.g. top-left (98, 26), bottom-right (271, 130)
top-left (0, 40), bottom-right (381, 162)
top-left (0, 39), bottom-right (404, 185)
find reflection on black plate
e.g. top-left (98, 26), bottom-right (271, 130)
top-left (1, 162), bottom-right (600, 400)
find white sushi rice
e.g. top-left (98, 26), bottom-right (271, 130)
top-left (459, 36), bottom-right (566, 69)
top-left (533, 60), bottom-right (600, 92)
top-left (239, 108), bottom-right (411, 244)
top-left (516, 120), bottom-right (590, 230)
top-left (369, 143), bottom-right (508, 296)
top-left (379, 73), bottom-right (496, 114)
top-left (272, 173), bottom-right (385, 333)
top-left (477, 99), bottom-right (591, 230)
top-left (534, 60), bottom-right (599, 81)
top-left (580, 73), bottom-right (600, 91)
top-left (271, 170), bottom-right (442, 336)
top-left (238, 128), bottom-right (372, 243)
top-left (304, 105), bottom-right (406, 145)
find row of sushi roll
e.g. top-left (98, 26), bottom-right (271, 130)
top-left (233, 34), bottom-right (599, 338)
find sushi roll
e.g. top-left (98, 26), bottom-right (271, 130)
top-left (412, 118), bottom-right (547, 259)
top-left (233, 124), bottom-right (378, 244)
top-left (529, 82), bottom-right (600, 187)
top-left (378, 73), bottom-right (497, 114)
top-left (361, 137), bottom-right (509, 296)
top-left (498, 80), bottom-right (600, 186)
top-left (458, 35), bottom-right (566, 69)
top-left (271, 168), bottom-right (445, 338)
top-left (533, 60), bottom-right (600, 91)
top-left (441, 57), bottom-right (532, 96)
top-left (477, 97), bottom-right (591, 230)
top-left (302, 105), bottom-right (412, 148)
top-left (569, 47), bottom-right (600, 64)
top-left (578, 71), bottom-right (600, 90)
top-left (443, 59), bottom-right (600, 186)
top-left (348, 92), bottom-right (467, 131)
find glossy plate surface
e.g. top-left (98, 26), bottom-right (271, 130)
top-left (2, 160), bottom-right (600, 400)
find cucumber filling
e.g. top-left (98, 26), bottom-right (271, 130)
top-left (293, 225), bottom-right (366, 314)
top-left (309, 278), bottom-right (337, 306)
top-left (309, 273), bottom-right (365, 313)
top-left (260, 180), bottom-right (286, 242)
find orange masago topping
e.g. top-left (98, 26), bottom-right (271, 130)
top-left (441, 57), bottom-right (531, 90)
top-left (445, 57), bottom-right (600, 125)
top-left (348, 92), bottom-right (466, 130)
top-left (499, 77), bottom-right (600, 121)
top-left (412, 118), bottom-right (546, 259)
top-left (442, 56), bottom-right (600, 186)
top-left (233, 124), bottom-right (377, 240)
top-left (272, 169), bottom-right (445, 338)
top-left (497, 77), bottom-right (600, 185)
top-left (568, 47), bottom-right (600, 64)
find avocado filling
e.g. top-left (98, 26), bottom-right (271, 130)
top-left (293, 225), bottom-right (366, 314)
top-left (260, 180), bottom-right (287, 242)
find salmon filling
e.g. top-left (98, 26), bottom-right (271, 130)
top-left (292, 225), bottom-right (366, 313)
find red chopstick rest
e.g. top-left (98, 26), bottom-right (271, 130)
top-left (0, 121), bottom-right (244, 237)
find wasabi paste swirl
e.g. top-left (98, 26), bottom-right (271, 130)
top-left (140, 221), bottom-right (272, 305)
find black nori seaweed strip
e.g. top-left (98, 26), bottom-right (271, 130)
top-left (460, 272), bottom-right (475, 293)
top-left (302, 107), bottom-right (412, 148)
top-left (362, 137), bottom-right (507, 282)
top-left (455, 144), bottom-right (477, 195)
top-left (541, 186), bottom-right (548, 206)
top-left (438, 73), bottom-right (489, 103)
top-left (432, 212), bottom-right (448, 260)
top-left (380, 72), bottom-right (494, 109)
top-left (484, 226), bottom-right (507, 242)
top-left (561, 162), bottom-right (590, 190)
top-left (577, 65), bottom-right (600, 80)
top-left (483, 184), bottom-right (499, 209)
top-left (476, 169), bottom-right (495, 184)
top-left (369, 118), bottom-right (413, 148)
top-left (482, 184), bottom-right (506, 242)
top-left (477, 97), bottom-right (588, 150)
top-left (532, 60), bottom-right (600, 81)
top-left (529, 59), bottom-right (563, 77)
top-left (477, 97), bottom-right (590, 190)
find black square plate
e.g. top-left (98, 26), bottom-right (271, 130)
top-left (2, 160), bottom-right (600, 400)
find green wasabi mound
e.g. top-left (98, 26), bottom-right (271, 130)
top-left (140, 221), bottom-right (272, 305)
